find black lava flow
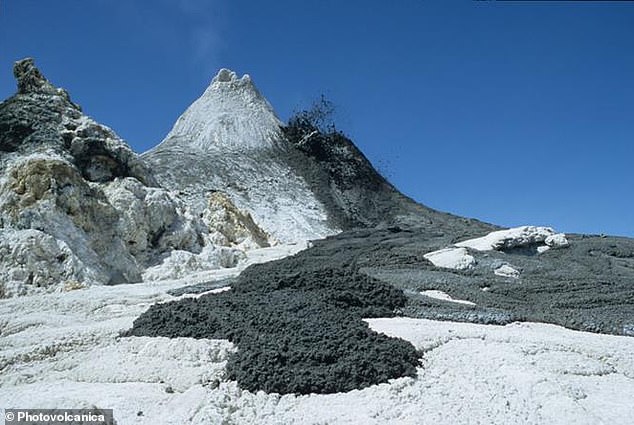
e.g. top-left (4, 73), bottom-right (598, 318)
top-left (125, 224), bottom-right (634, 395)
top-left (125, 255), bottom-right (421, 395)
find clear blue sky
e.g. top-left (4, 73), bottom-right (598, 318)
top-left (1, 1), bottom-right (632, 236)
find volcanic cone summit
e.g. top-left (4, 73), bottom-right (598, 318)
top-left (157, 68), bottom-right (282, 151)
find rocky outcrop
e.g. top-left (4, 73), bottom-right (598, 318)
top-left (1, 58), bottom-right (156, 185)
top-left (455, 226), bottom-right (568, 252)
top-left (203, 191), bottom-right (272, 250)
top-left (0, 229), bottom-right (100, 298)
top-left (14, 58), bottom-right (69, 98)
top-left (62, 115), bottom-right (157, 186)
top-left (102, 178), bottom-right (206, 263)
top-left (0, 59), bottom-right (245, 297)
top-left (424, 226), bottom-right (570, 272)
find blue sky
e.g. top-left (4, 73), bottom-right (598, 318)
top-left (1, 1), bottom-right (632, 236)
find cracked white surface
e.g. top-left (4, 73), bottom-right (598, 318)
top-left (367, 318), bottom-right (634, 425)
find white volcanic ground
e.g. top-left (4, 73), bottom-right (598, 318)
top-left (1, 240), bottom-right (633, 425)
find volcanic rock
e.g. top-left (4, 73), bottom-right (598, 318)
top-left (0, 59), bottom-right (246, 296)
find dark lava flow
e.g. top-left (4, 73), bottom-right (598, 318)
top-left (127, 226), bottom-right (634, 394)
top-left (125, 256), bottom-right (421, 395)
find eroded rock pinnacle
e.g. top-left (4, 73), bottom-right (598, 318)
top-left (13, 57), bottom-right (57, 95)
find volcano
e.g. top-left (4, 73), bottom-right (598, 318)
top-left (1, 59), bottom-right (633, 424)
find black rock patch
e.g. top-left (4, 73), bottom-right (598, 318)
top-left (125, 262), bottom-right (420, 395)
